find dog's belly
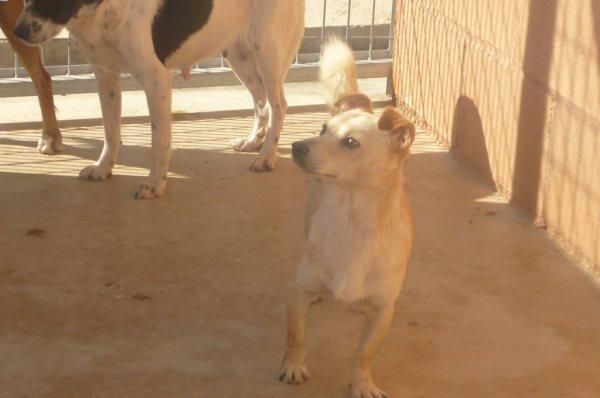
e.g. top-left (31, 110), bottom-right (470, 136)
top-left (160, 0), bottom-right (250, 70)
top-left (69, 0), bottom-right (251, 74)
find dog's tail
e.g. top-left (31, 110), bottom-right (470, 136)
top-left (320, 37), bottom-right (359, 111)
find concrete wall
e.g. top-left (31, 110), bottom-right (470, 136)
top-left (392, 0), bottom-right (600, 274)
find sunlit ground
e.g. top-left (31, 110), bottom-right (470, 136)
top-left (0, 110), bottom-right (446, 179)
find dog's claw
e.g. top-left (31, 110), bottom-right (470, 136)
top-left (134, 180), bottom-right (166, 200)
top-left (350, 380), bottom-right (388, 398)
top-left (279, 360), bottom-right (310, 385)
top-left (37, 133), bottom-right (64, 155)
top-left (79, 164), bottom-right (113, 181)
top-left (249, 156), bottom-right (276, 172)
top-left (231, 137), bottom-right (264, 152)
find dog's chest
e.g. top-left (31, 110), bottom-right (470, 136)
top-left (306, 196), bottom-right (382, 302)
top-left (69, 10), bottom-right (131, 73)
top-left (74, 35), bottom-right (127, 73)
top-left (303, 184), bottom-right (412, 303)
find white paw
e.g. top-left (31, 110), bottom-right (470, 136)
top-left (37, 134), bottom-right (63, 155)
top-left (79, 164), bottom-right (113, 181)
top-left (350, 380), bottom-right (388, 398)
top-left (231, 136), bottom-right (264, 153)
top-left (279, 359), bottom-right (310, 385)
top-left (249, 155), bottom-right (276, 172)
top-left (134, 178), bottom-right (167, 200)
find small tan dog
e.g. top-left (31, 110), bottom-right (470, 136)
top-left (280, 38), bottom-right (415, 398)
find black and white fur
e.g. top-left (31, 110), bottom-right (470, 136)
top-left (15, 0), bottom-right (305, 198)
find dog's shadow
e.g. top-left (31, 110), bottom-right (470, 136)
top-left (0, 120), bottom-right (297, 179)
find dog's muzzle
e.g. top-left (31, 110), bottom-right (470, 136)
top-left (14, 23), bottom-right (31, 42)
top-left (292, 139), bottom-right (334, 177)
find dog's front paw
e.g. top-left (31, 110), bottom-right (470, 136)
top-left (37, 132), bottom-right (63, 155)
top-left (231, 137), bottom-right (264, 153)
top-left (250, 155), bottom-right (276, 172)
top-left (79, 164), bottom-right (113, 181)
top-left (350, 380), bottom-right (388, 398)
top-left (134, 179), bottom-right (166, 200)
top-left (279, 359), bottom-right (310, 385)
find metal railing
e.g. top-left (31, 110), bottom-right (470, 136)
top-left (0, 0), bottom-right (395, 84)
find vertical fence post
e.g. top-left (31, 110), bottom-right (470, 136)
top-left (321, 0), bottom-right (328, 58)
top-left (388, 0), bottom-right (396, 53)
top-left (13, 52), bottom-right (18, 78)
top-left (386, 0), bottom-right (397, 97)
top-left (345, 0), bottom-right (352, 42)
top-left (368, 0), bottom-right (377, 60)
top-left (67, 32), bottom-right (72, 76)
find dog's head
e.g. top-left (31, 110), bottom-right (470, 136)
top-left (14, 0), bottom-right (103, 44)
top-left (292, 94), bottom-right (415, 186)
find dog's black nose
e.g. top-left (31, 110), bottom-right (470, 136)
top-left (14, 24), bottom-right (31, 41)
top-left (292, 141), bottom-right (310, 159)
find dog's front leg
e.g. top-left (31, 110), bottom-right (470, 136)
top-left (350, 304), bottom-right (394, 398)
top-left (79, 68), bottom-right (122, 181)
top-left (0, 2), bottom-right (61, 155)
top-left (280, 278), bottom-right (314, 385)
top-left (134, 67), bottom-right (173, 199)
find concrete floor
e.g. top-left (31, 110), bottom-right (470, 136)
top-left (1, 111), bottom-right (599, 398)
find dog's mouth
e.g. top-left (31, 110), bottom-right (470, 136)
top-left (293, 158), bottom-right (337, 179)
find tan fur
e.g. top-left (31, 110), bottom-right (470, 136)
top-left (281, 39), bottom-right (415, 398)
top-left (335, 92), bottom-right (374, 114)
top-left (0, 0), bottom-right (61, 154)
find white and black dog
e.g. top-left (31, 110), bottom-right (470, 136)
top-left (14, 0), bottom-right (305, 198)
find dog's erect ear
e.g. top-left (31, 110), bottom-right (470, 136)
top-left (334, 93), bottom-right (374, 114)
top-left (378, 107), bottom-right (415, 151)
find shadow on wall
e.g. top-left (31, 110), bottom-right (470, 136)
top-left (450, 96), bottom-right (495, 189)
top-left (511, 0), bottom-right (558, 216)
top-left (392, 0), bottom-right (600, 271)
top-left (595, 1), bottom-right (600, 66)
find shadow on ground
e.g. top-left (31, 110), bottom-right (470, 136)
top-left (0, 113), bottom-right (599, 398)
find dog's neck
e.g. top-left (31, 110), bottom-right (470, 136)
top-left (317, 170), bottom-right (407, 229)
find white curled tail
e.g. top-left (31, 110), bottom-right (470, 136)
top-left (319, 37), bottom-right (359, 112)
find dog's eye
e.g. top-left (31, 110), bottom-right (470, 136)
top-left (343, 136), bottom-right (360, 149)
top-left (320, 124), bottom-right (327, 136)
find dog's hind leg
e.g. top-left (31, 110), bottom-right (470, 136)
top-left (79, 68), bottom-right (122, 181)
top-left (247, 0), bottom-right (304, 171)
top-left (227, 42), bottom-right (270, 153)
top-left (248, 48), bottom-right (289, 172)
top-left (0, 1), bottom-right (61, 154)
top-left (350, 304), bottom-right (394, 398)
